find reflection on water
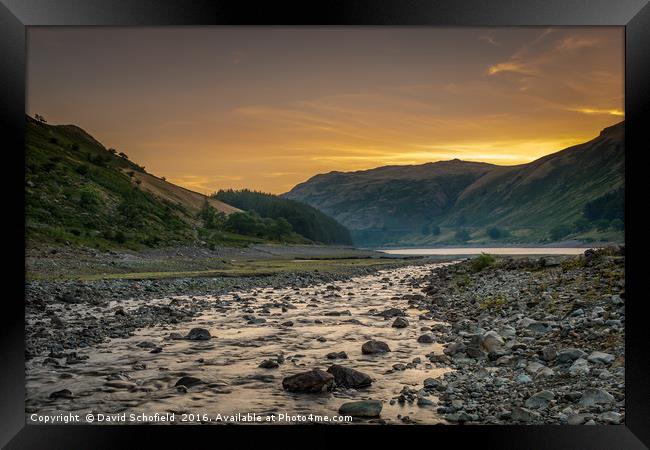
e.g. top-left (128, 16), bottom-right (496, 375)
top-left (378, 247), bottom-right (594, 256)
top-left (26, 264), bottom-right (454, 424)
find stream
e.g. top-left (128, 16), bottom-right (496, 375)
top-left (26, 263), bottom-right (456, 424)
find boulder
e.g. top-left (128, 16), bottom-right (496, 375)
top-left (327, 365), bottom-right (372, 388)
top-left (326, 351), bottom-right (348, 360)
top-left (282, 369), bottom-right (334, 393)
top-left (186, 328), bottom-right (212, 341)
top-left (417, 334), bottom-right (434, 344)
top-left (338, 400), bottom-right (382, 417)
top-left (174, 376), bottom-right (203, 388)
top-left (259, 359), bottom-right (279, 369)
top-left (362, 340), bottom-right (391, 354)
top-left (392, 317), bottom-right (409, 328)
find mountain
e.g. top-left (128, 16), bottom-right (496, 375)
top-left (283, 122), bottom-right (625, 246)
top-left (213, 189), bottom-right (353, 245)
top-left (25, 116), bottom-right (265, 249)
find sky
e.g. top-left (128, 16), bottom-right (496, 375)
top-left (27, 27), bottom-right (624, 194)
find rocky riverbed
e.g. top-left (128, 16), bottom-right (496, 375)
top-left (412, 246), bottom-right (625, 425)
top-left (25, 247), bottom-right (624, 425)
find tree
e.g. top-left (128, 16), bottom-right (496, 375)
top-left (268, 217), bottom-right (293, 240)
top-left (199, 199), bottom-right (226, 229)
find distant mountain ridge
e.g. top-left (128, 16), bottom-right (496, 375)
top-left (283, 122), bottom-right (624, 246)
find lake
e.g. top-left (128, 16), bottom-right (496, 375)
top-left (377, 247), bottom-right (593, 256)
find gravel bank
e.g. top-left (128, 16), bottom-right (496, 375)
top-left (405, 247), bottom-right (625, 424)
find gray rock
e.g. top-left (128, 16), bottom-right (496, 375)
top-left (526, 321), bottom-right (552, 334)
top-left (587, 351), bottom-right (615, 365)
top-left (417, 334), bottom-right (435, 344)
top-left (541, 345), bottom-right (557, 361)
top-left (327, 364), bottom-right (372, 388)
top-left (516, 373), bottom-right (533, 384)
top-left (362, 340), bottom-right (391, 354)
top-left (338, 400), bottom-right (382, 417)
top-left (282, 369), bottom-right (334, 393)
top-left (557, 348), bottom-right (586, 363)
top-left (525, 390), bottom-right (554, 409)
top-left (599, 411), bottom-right (622, 424)
top-left (446, 411), bottom-right (473, 423)
top-left (569, 358), bottom-right (590, 376)
top-left (480, 331), bottom-right (504, 353)
top-left (443, 342), bottom-right (466, 356)
top-left (511, 406), bottom-right (540, 423)
top-left (578, 388), bottom-right (615, 407)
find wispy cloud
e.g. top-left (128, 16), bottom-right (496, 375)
top-left (568, 107), bottom-right (624, 117)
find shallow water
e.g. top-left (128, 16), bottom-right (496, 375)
top-left (378, 247), bottom-right (592, 256)
top-left (26, 263), bottom-right (455, 425)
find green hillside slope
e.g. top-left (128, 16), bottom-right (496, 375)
top-left (25, 116), bottom-right (293, 249)
top-left (284, 122), bottom-right (625, 246)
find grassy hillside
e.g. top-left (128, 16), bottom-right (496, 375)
top-left (25, 116), bottom-right (293, 249)
top-left (284, 122), bottom-right (625, 246)
top-left (214, 189), bottom-right (353, 245)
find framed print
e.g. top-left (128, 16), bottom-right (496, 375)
top-left (1, 0), bottom-right (648, 448)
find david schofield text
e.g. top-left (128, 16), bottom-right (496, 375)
top-left (29, 412), bottom-right (176, 423)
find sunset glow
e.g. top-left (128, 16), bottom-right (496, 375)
top-left (27, 27), bottom-right (624, 194)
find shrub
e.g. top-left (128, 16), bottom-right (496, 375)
top-left (471, 252), bottom-right (495, 272)
top-left (79, 187), bottom-right (101, 210)
top-left (75, 164), bottom-right (89, 176)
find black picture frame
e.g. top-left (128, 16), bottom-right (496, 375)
top-left (1, 0), bottom-right (648, 448)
